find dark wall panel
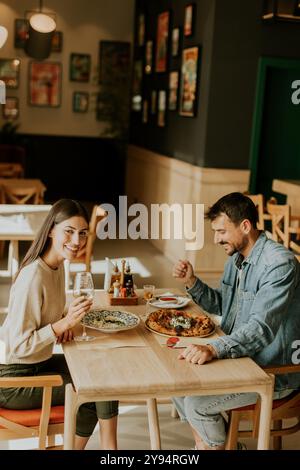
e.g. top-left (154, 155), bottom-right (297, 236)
top-left (130, 0), bottom-right (214, 166)
top-left (18, 135), bottom-right (126, 204)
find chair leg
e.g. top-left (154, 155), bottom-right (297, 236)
top-left (273, 420), bottom-right (283, 450)
top-left (225, 411), bottom-right (241, 450)
top-left (146, 398), bottom-right (161, 450)
top-left (171, 404), bottom-right (179, 419)
top-left (47, 434), bottom-right (56, 448)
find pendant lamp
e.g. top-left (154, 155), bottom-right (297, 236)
top-left (0, 26), bottom-right (8, 49)
top-left (25, 1), bottom-right (56, 60)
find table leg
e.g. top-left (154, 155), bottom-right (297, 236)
top-left (64, 383), bottom-right (78, 450)
top-left (147, 398), bottom-right (161, 450)
top-left (257, 375), bottom-right (274, 450)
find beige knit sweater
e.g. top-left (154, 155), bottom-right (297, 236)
top-left (0, 257), bottom-right (65, 364)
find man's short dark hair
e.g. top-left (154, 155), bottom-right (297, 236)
top-left (206, 192), bottom-right (258, 229)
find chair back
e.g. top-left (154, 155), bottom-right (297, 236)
top-left (246, 194), bottom-right (265, 230)
top-left (84, 205), bottom-right (108, 271)
top-left (1, 185), bottom-right (40, 205)
top-left (266, 202), bottom-right (291, 248)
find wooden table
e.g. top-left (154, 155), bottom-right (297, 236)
top-left (272, 179), bottom-right (300, 213)
top-left (0, 178), bottom-right (46, 204)
top-left (63, 290), bottom-right (274, 450)
top-left (0, 204), bottom-right (51, 286)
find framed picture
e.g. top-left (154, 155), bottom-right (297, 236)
top-left (138, 13), bottom-right (145, 46)
top-left (142, 100), bottom-right (148, 123)
top-left (151, 90), bottom-right (157, 114)
top-left (169, 71), bottom-right (179, 111)
top-left (73, 92), bottom-right (89, 113)
top-left (132, 60), bottom-right (143, 111)
top-left (145, 40), bottom-right (153, 74)
top-left (184, 4), bottom-right (195, 37)
top-left (155, 11), bottom-right (170, 73)
top-left (69, 53), bottom-right (91, 82)
top-left (179, 46), bottom-right (200, 117)
top-left (2, 97), bottom-right (19, 120)
top-left (28, 61), bottom-right (62, 107)
top-left (51, 31), bottom-right (63, 52)
top-left (0, 59), bottom-right (20, 89)
top-left (172, 27), bottom-right (180, 57)
top-left (158, 90), bottom-right (166, 127)
top-left (97, 41), bottom-right (131, 138)
top-left (99, 41), bottom-right (131, 85)
top-left (14, 18), bottom-right (29, 48)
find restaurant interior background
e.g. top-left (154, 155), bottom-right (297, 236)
top-left (1, 0), bottom-right (300, 452)
top-left (1, 0), bottom-right (300, 275)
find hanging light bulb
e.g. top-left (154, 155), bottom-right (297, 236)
top-left (0, 26), bottom-right (8, 49)
top-left (25, 1), bottom-right (56, 60)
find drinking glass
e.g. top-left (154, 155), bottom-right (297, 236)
top-left (143, 284), bottom-right (155, 301)
top-left (73, 271), bottom-right (95, 341)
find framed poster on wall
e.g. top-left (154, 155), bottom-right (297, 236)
top-left (155, 11), bottom-right (170, 73)
top-left (28, 61), bottom-right (62, 107)
top-left (179, 46), bottom-right (199, 117)
top-left (0, 58), bottom-right (20, 89)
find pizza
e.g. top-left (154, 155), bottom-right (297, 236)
top-left (145, 309), bottom-right (215, 337)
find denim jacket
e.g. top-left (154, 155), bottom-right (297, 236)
top-left (187, 233), bottom-right (300, 391)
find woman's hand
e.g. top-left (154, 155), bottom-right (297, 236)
top-left (51, 296), bottom-right (92, 337)
top-left (172, 259), bottom-right (196, 288)
top-left (64, 296), bottom-right (93, 329)
top-left (56, 329), bottom-right (74, 344)
top-left (178, 344), bottom-right (216, 365)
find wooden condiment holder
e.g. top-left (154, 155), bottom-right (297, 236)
top-left (107, 292), bottom-right (139, 306)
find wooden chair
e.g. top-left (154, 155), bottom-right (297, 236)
top-left (245, 194), bottom-right (273, 231)
top-left (1, 185), bottom-right (40, 204)
top-left (64, 205), bottom-right (108, 290)
top-left (266, 202), bottom-right (300, 261)
top-left (0, 375), bottom-right (64, 449)
top-left (226, 365), bottom-right (300, 450)
top-left (0, 185), bottom-right (41, 259)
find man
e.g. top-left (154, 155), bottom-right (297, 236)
top-left (173, 192), bottom-right (300, 450)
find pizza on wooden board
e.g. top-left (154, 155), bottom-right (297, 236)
top-left (145, 309), bottom-right (215, 337)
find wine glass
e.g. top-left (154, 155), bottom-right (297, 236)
top-left (73, 271), bottom-right (95, 341)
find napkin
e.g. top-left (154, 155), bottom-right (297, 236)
top-left (75, 328), bottom-right (147, 350)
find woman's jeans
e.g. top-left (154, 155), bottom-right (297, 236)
top-left (0, 354), bottom-right (118, 438)
top-left (173, 389), bottom-right (291, 448)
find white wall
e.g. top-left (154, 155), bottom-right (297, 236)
top-left (0, 0), bottom-right (134, 137)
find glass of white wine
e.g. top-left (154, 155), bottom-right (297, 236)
top-left (73, 271), bottom-right (95, 342)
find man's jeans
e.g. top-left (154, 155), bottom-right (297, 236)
top-left (173, 389), bottom-right (292, 448)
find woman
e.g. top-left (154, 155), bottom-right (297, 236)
top-left (0, 199), bottom-right (118, 450)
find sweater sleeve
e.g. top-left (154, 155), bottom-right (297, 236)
top-left (7, 269), bottom-right (57, 360)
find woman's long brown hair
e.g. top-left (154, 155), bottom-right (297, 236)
top-left (14, 199), bottom-right (89, 282)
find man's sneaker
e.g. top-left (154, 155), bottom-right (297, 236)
top-left (236, 441), bottom-right (247, 450)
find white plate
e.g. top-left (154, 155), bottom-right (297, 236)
top-left (82, 309), bottom-right (140, 333)
top-left (148, 296), bottom-right (190, 309)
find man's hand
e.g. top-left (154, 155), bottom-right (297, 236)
top-left (178, 344), bottom-right (217, 365)
top-left (172, 259), bottom-right (196, 288)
